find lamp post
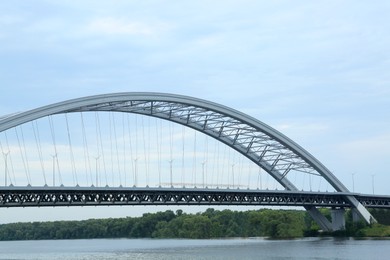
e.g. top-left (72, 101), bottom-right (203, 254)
top-left (351, 172), bottom-right (355, 192)
top-left (371, 174), bottom-right (375, 194)
top-left (94, 156), bottom-right (100, 187)
top-left (169, 159), bottom-right (174, 187)
top-left (257, 167), bottom-right (262, 190)
top-left (201, 161), bottom-right (206, 188)
top-left (3, 151), bottom-right (9, 186)
top-left (134, 158), bottom-right (138, 187)
top-left (231, 164), bottom-right (235, 188)
top-left (51, 153), bottom-right (57, 186)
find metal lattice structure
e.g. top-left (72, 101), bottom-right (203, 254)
top-left (1, 187), bottom-right (388, 208)
top-left (0, 92), bottom-right (377, 230)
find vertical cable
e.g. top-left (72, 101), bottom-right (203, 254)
top-left (20, 126), bottom-right (33, 185)
top-left (81, 113), bottom-right (92, 186)
top-left (181, 125), bottom-right (185, 186)
top-left (32, 121), bottom-right (47, 185)
top-left (192, 131), bottom-right (197, 186)
top-left (216, 140), bottom-right (220, 188)
top-left (95, 112), bottom-right (100, 187)
top-left (122, 113), bottom-right (127, 187)
top-left (126, 114), bottom-right (134, 186)
top-left (112, 113), bottom-right (122, 186)
top-left (147, 117), bottom-right (151, 186)
top-left (155, 118), bottom-right (161, 186)
top-left (109, 112), bottom-right (114, 186)
top-left (141, 116), bottom-right (148, 186)
top-left (65, 114), bottom-right (77, 185)
top-left (5, 133), bottom-right (17, 185)
top-left (203, 134), bottom-right (208, 188)
top-left (48, 116), bottom-right (62, 185)
top-left (96, 112), bottom-right (107, 186)
top-left (14, 127), bottom-right (31, 185)
top-left (0, 140), bottom-right (12, 186)
top-left (169, 121), bottom-right (173, 187)
top-left (134, 115), bottom-right (138, 186)
top-left (211, 139), bottom-right (217, 188)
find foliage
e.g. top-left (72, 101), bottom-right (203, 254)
top-left (370, 209), bottom-right (390, 225)
top-left (0, 208), bottom-right (389, 241)
top-left (0, 208), bottom-right (306, 240)
top-left (358, 224), bottom-right (390, 237)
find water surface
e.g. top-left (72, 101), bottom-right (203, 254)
top-left (0, 237), bottom-right (388, 259)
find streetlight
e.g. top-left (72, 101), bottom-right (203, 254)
top-left (94, 156), bottom-right (100, 187)
top-left (257, 167), bottom-right (262, 190)
top-left (201, 161), bottom-right (206, 188)
top-left (134, 158), bottom-right (138, 187)
top-left (3, 151), bottom-right (10, 186)
top-left (371, 174), bottom-right (375, 194)
top-left (169, 159), bottom-right (173, 187)
top-left (231, 164), bottom-right (235, 188)
top-left (351, 172), bottom-right (356, 192)
top-left (51, 153), bottom-right (57, 186)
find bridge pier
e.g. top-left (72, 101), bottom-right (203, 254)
top-left (305, 206), bottom-right (332, 231)
top-left (352, 208), bottom-right (362, 222)
top-left (331, 208), bottom-right (346, 231)
top-left (306, 206), bottom-right (346, 232)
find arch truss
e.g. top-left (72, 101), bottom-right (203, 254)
top-left (0, 92), bottom-right (376, 230)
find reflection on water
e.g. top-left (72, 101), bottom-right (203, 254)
top-left (0, 237), bottom-right (389, 260)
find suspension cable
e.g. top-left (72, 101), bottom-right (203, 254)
top-left (126, 114), bottom-right (134, 187)
top-left (203, 134), bottom-right (208, 188)
top-left (134, 115), bottom-right (138, 186)
top-left (95, 112), bottom-right (107, 186)
top-left (155, 118), bottom-right (161, 186)
top-left (181, 125), bottom-right (185, 186)
top-left (192, 131), bottom-right (197, 186)
top-left (112, 113), bottom-right (122, 186)
top-left (32, 121), bottom-right (47, 185)
top-left (48, 116), bottom-right (62, 185)
top-left (141, 116), bottom-right (148, 186)
top-left (94, 112), bottom-right (100, 187)
top-left (216, 138), bottom-right (220, 188)
top-left (65, 114), bottom-right (77, 185)
top-left (122, 113), bottom-right (127, 186)
top-left (147, 117), bottom-right (151, 186)
top-left (109, 112), bottom-right (114, 186)
top-left (211, 138), bottom-right (217, 188)
top-left (169, 121), bottom-right (173, 187)
top-left (14, 127), bottom-right (31, 185)
top-left (4, 132), bottom-right (17, 185)
top-left (0, 138), bottom-right (11, 185)
top-left (80, 113), bottom-right (93, 186)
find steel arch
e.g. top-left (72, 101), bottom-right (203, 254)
top-left (0, 92), bottom-right (375, 228)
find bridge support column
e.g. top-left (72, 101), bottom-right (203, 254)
top-left (305, 206), bottom-right (332, 232)
top-left (306, 206), bottom-right (346, 232)
top-left (351, 208), bottom-right (362, 223)
top-left (331, 208), bottom-right (346, 231)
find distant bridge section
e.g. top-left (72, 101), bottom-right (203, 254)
top-left (1, 186), bottom-right (389, 209)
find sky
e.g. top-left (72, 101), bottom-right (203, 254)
top-left (0, 1), bottom-right (389, 223)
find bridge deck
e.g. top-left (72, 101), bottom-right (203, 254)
top-left (0, 186), bottom-right (389, 209)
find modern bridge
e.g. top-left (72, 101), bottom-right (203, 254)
top-left (0, 92), bottom-right (388, 231)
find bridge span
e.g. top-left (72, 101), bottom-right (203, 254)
top-left (1, 186), bottom-right (389, 209)
top-left (0, 92), bottom-right (388, 231)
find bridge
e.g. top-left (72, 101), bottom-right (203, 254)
top-left (0, 92), bottom-right (388, 231)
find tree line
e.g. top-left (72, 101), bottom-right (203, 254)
top-left (0, 208), bottom-right (389, 240)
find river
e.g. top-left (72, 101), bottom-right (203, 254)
top-left (0, 237), bottom-right (388, 259)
